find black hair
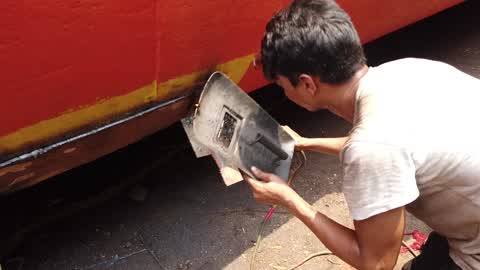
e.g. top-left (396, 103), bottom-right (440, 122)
top-left (261, 0), bottom-right (366, 85)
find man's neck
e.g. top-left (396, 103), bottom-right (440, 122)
top-left (327, 65), bottom-right (369, 123)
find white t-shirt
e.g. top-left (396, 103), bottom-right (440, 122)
top-left (340, 58), bottom-right (480, 270)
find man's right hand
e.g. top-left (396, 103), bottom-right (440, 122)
top-left (282, 125), bottom-right (308, 151)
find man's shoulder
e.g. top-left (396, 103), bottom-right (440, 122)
top-left (358, 57), bottom-right (457, 98)
top-left (373, 57), bottom-right (449, 72)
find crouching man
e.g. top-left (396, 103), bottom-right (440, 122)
top-left (244, 0), bottom-right (480, 269)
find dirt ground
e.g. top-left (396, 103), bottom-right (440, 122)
top-left (1, 2), bottom-right (479, 270)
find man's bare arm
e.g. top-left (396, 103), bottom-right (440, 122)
top-left (300, 137), bottom-right (349, 156)
top-left (283, 126), bottom-right (348, 156)
top-left (245, 168), bottom-right (405, 270)
top-left (285, 191), bottom-right (405, 269)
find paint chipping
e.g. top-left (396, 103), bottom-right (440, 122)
top-left (9, 172), bottom-right (35, 187)
top-left (63, 147), bottom-right (76, 154)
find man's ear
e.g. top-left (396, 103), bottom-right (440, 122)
top-left (298, 74), bottom-right (317, 96)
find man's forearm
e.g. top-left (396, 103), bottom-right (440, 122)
top-left (283, 190), bottom-right (365, 269)
top-left (300, 136), bottom-right (349, 156)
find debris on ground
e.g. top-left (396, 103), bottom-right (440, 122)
top-left (401, 230), bottom-right (428, 253)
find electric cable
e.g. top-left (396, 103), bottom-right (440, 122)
top-left (287, 251), bottom-right (334, 270)
top-left (249, 151), bottom-right (334, 270)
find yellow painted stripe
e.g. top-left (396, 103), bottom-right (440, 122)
top-left (0, 54), bottom-right (254, 155)
top-left (157, 54), bottom-right (254, 99)
top-left (0, 81), bottom-right (156, 155)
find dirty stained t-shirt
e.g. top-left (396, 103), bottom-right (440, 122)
top-left (340, 58), bottom-right (480, 270)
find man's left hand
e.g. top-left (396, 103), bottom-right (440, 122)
top-left (243, 166), bottom-right (296, 207)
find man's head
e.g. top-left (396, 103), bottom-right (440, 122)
top-left (261, 0), bottom-right (366, 111)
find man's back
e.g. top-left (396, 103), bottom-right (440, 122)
top-left (342, 58), bottom-right (480, 269)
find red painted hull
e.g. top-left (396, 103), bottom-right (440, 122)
top-left (0, 0), bottom-right (463, 192)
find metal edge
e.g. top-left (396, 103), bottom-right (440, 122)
top-left (0, 95), bottom-right (189, 168)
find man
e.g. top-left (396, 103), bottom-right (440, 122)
top-left (243, 0), bottom-right (480, 269)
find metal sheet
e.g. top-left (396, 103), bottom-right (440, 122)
top-left (184, 72), bottom-right (295, 184)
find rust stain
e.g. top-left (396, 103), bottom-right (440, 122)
top-left (0, 162), bottom-right (32, 177)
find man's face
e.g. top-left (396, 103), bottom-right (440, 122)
top-left (275, 75), bottom-right (324, 112)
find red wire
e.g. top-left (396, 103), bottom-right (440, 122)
top-left (264, 207), bottom-right (276, 222)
